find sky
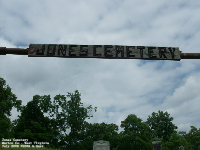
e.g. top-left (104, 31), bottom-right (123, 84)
top-left (0, 0), bottom-right (200, 133)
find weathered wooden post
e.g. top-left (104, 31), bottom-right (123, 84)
top-left (152, 141), bottom-right (162, 150)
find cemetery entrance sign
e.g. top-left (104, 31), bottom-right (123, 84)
top-left (1, 44), bottom-right (200, 60)
top-left (28, 44), bottom-right (181, 60)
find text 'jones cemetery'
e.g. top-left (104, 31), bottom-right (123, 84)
top-left (28, 44), bottom-right (181, 60)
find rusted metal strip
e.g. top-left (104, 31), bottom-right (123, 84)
top-left (0, 47), bottom-right (28, 55)
top-left (180, 53), bottom-right (200, 59)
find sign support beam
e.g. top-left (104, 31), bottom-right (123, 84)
top-left (1, 46), bottom-right (200, 60)
top-left (180, 53), bottom-right (200, 59)
top-left (0, 47), bottom-right (28, 55)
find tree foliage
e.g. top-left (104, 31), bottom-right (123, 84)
top-left (13, 95), bottom-right (52, 143)
top-left (185, 126), bottom-right (200, 150)
top-left (48, 90), bottom-right (97, 149)
top-left (82, 122), bottom-right (119, 150)
top-left (0, 77), bottom-right (21, 140)
top-left (147, 110), bottom-right (178, 141)
top-left (163, 133), bottom-right (189, 150)
top-left (12, 90), bottom-right (97, 149)
top-left (118, 114), bottom-right (152, 150)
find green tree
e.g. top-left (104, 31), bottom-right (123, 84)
top-left (147, 110), bottom-right (177, 141)
top-left (185, 126), bottom-right (200, 150)
top-left (13, 90), bottom-right (97, 149)
top-left (0, 77), bottom-right (21, 140)
top-left (48, 90), bottom-right (97, 149)
top-left (163, 133), bottom-right (189, 150)
top-left (82, 122), bottom-right (119, 150)
top-left (13, 95), bottom-right (52, 143)
top-left (178, 131), bottom-right (186, 138)
top-left (118, 114), bottom-right (152, 150)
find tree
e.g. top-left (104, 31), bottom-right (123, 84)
top-left (0, 77), bottom-right (21, 140)
top-left (118, 114), bottom-right (152, 150)
top-left (82, 122), bottom-right (119, 150)
top-left (48, 90), bottom-right (97, 149)
top-left (178, 131), bottom-right (186, 138)
top-left (146, 110), bottom-right (177, 141)
top-left (13, 95), bottom-right (52, 143)
top-left (13, 90), bottom-right (97, 149)
top-left (163, 133), bottom-right (189, 150)
top-left (185, 126), bottom-right (200, 150)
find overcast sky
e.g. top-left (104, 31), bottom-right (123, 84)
top-left (0, 0), bottom-right (200, 133)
